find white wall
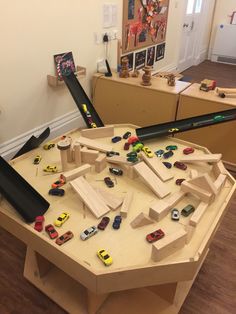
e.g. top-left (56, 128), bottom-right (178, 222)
top-left (0, 0), bottom-right (185, 147)
top-left (209, 0), bottom-right (236, 55)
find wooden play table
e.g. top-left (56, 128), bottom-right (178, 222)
top-left (0, 124), bottom-right (235, 314)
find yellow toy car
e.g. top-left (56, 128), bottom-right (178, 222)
top-left (43, 142), bottom-right (55, 150)
top-left (142, 146), bottom-right (154, 158)
top-left (33, 155), bottom-right (42, 164)
top-left (97, 249), bottom-right (113, 266)
top-left (43, 165), bottom-right (58, 173)
top-left (54, 212), bottom-right (70, 227)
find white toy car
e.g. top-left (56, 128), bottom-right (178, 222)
top-left (80, 226), bottom-right (98, 241)
top-left (171, 208), bottom-right (180, 221)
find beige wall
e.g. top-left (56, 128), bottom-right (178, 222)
top-left (0, 0), bottom-right (185, 144)
top-left (209, 0), bottom-right (236, 55)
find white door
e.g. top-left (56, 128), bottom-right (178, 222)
top-left (178, 0), bottom-right (214, 72)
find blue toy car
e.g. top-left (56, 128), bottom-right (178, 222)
top-left (112, 215), bottom-right (122, 229)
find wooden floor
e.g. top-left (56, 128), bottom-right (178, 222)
top-left (181, 60), bottom-right (236, 88)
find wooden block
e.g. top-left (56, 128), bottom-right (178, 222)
top-left (189, 169), bottom-right (198, 179)
top-left (133, 162), bottom-right (171, 198)
top-left (120, 191), bottom-right (134, 218)
top-left (212, 161), bottom-right (228, 177)
top-left (81, 147), bottom-right (99, 164)
top-left (214, 174), bottom-right (227, 192)
top-left (106, 155), bottom-right (132, 165)
top-left (190, 202), bottom-right (209, 227)
top-left (74, 143), bottom-right (82, 166)
top-left (179, 154), bottom-right (222, 163)
top-left (126, 165), bottom-right (139, 179)
top-left (75, 136), bottom-right (112, 153)
top-left (187, 174), bottom-right (217, 195)
top-left (61, 164), bottom-right (91, 182)
top-left (95, 155), bottom-right (107, 173)
top-left (149, 191), bottom-right (186, 221)
top-left (80, 125), bottom-right (114, 139)
top-left (59, 150), bottom-right (69, 172)
top-left (151, 229), bottom-right (187, 262)
top-left (95, 188), bottom-right (123, 210)
top-left (140, 152), bottom-right (173, 182)
top-left (70, 177), bottom-right (110, 218)
top-left (181, 181), bottom-right (214, 203)
top-left (67, 146), bottom-right (74, 162)
top-left (130, 212), bottom-right (153, 228)
top-left (185, 224), bottom-right (196, 244)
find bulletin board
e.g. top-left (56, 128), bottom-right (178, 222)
top-left (122, 0), bottom-right (170, 53)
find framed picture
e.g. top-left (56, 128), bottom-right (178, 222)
top-left (122, 0), bottom-right (170, 53)
top-left (156, 43), bottom-right (166, 61)
top-left (121, 52), bottom-right (134, 71)
top-left (146, 46), bottom-right (156, 66)
top-left (54, 52), bottom-right (76, 80)
top-left (135, 50), bottom-right (146, 69)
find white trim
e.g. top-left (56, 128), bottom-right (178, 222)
top-left (152, 62), bottom-right (177, 75)
top-left (0, 110), bottom-right (86, 160)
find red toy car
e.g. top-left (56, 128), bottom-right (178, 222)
top-left (124, 142), bottom-right (130, 150)
top-left (51, 176), bottom-right (65, 188)
top-left (183, 147), bottom-right (194, 155)
top-left (45, 224), bottom-right (58, 239)
top-left (128, 136), bottom-right (139, 144)
top-left (56, 231), bottom-right (74, 246)
top-left (174, 161), bottom-right (187, 170)
top-left (146, 229), bottom-right (165, 243)
top-left (98, 216), bottom-right (110, 230)
top-left (34, 216), bottom-right (45, 232)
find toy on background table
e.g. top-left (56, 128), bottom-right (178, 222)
top-left (97, 249), bottom-right (113, 266)
top-left (141, 66), bottom-right (152, 86)
top-left (54, 212), bottom-right (70, 227)
top-left (131, 69), bottom-right (140, 78)
top-left (80, 226), bottom-right (98, 240)
top-left (200, 79), bottom-right (216, 92)
top-left (119, 56), bottom-right (130, 78)
top-left (166, 74), bottom-right (176, 86)
top-left (45, 224), bottom-right (59, 239)
top-left (34, 216), bottom-right (44, 232)
top-left (56, 231), bottom-right (73, 246)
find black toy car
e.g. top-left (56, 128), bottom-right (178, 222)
top-left (123, 131), bottom-right (131, 139)
top-left (104, 177), bottom-right (114, 188)
top-left (111, 136), bottom-right (122, 143)
top-left (48, 188), bottom-right (65, 196)
top-left (106, 151), bottom-right (120, 157)
top-left (109, 167), bottom-right (123, 176)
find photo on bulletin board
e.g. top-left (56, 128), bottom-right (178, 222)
top-left (121, 52), bottom-right (134, 70)
top-left (122, 0), bottom-right (170, 53)
top-left (146, 46), bottom-right (156, 66)
top-left (155, 43), bottom-right (165, 61)
top-left (54, 52), bottom-right (76, 80)
top-left (135, 49), bottom-right (146, 69)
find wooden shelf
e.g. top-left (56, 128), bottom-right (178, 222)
top-left (47, 66), bottom-right (86, 87)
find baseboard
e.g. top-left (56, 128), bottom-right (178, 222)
top-left (0, 110), bottom-right (86, 160)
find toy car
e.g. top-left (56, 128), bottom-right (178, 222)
top-left (51, 176), bottom-right (65, 188)
top-left (168, 128), bottom-right (179, 133)
top-left (98, 216), bottom-right (110, 230)
top-left (128, 136), bottom-right (139, 144)
top-left (111, 136), bottom-right (122, 143)
top-left (174, 161), bottom-right (187, 170)
top-left (127, 156), bottom-right (139, 163)
top-left (43, 165), bottom-right (58, 173)
top-left (124, 142), bottom-right (130, 150)
top-left (162, 162), bottom-right (172, 169)
top-left (166, 145), bottom-right (178, 151)
top-left (123, 131), bottom-right (131, 139)
top-left (112, 215), bottom-right (122, 229)
top-left (56, 231), bottom-right (73, 245)
top-left (34, 216), bottom-right (44, 232)
top-left (45, 224), bottom-right (58, 239)
top-left (175, 178), bottom-right (185, 186)
top-left (109, 167), bottom-right (123, 176)
top-left (80, 226), bottom-right (98, 240)
top-left (171, 208), bottom-right (180, 221)
top-left (106, 151), bottom-right (120, 157)
top-left (97, 249), bottom-right (113, 266)
top-left (146, 229), bottom-right (165, 243)
top-left (127, 151), bottom-right (137, 157)
top-left (48, 188), bottom-right (65, 196)
top-left (54, 212), bottom-right (70, 227)
top-left (200, 79), bottom-right (216, 92)
top-left (155, 149), bottom-right (164, 157)
top-left (132, 142), bottom-right (144, 152)
top-left (142, 146), bottom-right (154, 158)
top-left (183, 147), bottom-right (195, 155)
top-left (43, 142), bottom-right (55, 150)
top-left (104, 177), bottom-right (114, 188)
top-left (33, 155), bottom-right (42, 164)
top-left (163, 151), bottom-right (174, 159)
top-left (181, 204), bottom-right (195, 217)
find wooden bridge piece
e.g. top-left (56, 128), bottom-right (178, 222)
top-left (81, 125), bottom-right (114, 139)
top-left (95, 188), bottom-right (123, 210)
top-left (61, 164), bottom-right (92, 182)
top-left (120, 191), bottom-right (134, 218)
top-left (75, 136), bottom-right (112, 153)
top-left (179, 154), bottom-right (222, 163)
top-left (130, 212), bottom-right (153, 228)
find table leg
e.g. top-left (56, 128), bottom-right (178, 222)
top-left (86, 290), bottom-right (109, 314)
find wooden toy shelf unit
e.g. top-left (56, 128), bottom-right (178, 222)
top-left (0, 124), bottom-right (235, 314)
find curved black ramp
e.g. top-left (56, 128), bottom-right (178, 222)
top-left (0, 156), bottom-right (50, 222)
top-left (63, 72), bottom-right (104, 128)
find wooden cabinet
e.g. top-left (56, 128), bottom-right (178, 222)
top-left (176, 83), bottom-right (236, 168)
top-left (92, 73), bottom-right (191, 127)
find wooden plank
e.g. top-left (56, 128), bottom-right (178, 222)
top-left (133, 162), bottom-right (171, 198)
top-left (181, 181), bottom-right (214, 203)
top-left (151, 229), bottom-right (187, 262)
top-left (214, 174), bottom-right (227, 192)
top-left (81, 125), bottom-right (114, 139)
top-left (74, 143), bottom-right (82, 166)
top-left (149, 191), bottom-right (186, 221)
top-left (140, 152), bottom-right (173, 182)
top-left (95, 154), bottom-right (107, 173)
top-left (70, 177), bottom-right (111, 218)
top-left (189, 169), bottom-right (198, 179)
top-left (81, 147), bottom-right (99, 164)
top-left (75, 136), bottom-right (112, 153)
top-left (61, 164), bottom-right (91, 182)
top-left (120, 191), bottom-right (134, 218)
top-left (190, 202), bottom-right (209, 227)
top-left (130, 212), bottom-right (153, 228)
top-left (179, 154), bottom-right (222, 163)
top-left (95, 188), bottom-right (123, 210)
